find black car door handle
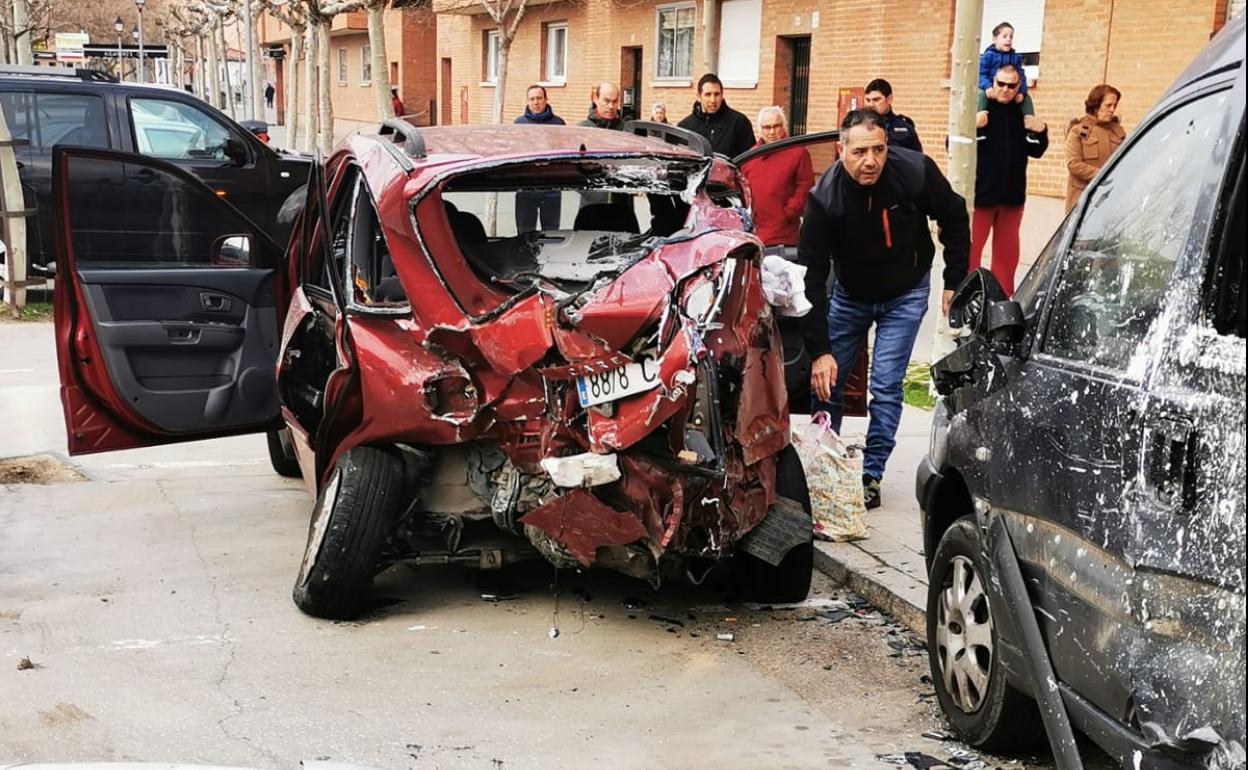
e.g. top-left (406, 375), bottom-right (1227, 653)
top-left (200, 292), bottom-right (233, 313)
top-left (132, 168), bottom-right (158, 184)
top-left (1146, 415), bottom-right (1197, 511)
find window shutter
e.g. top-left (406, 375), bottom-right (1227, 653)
top-left (716, 0), bottom-right (762, 87)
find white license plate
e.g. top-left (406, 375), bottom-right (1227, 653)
top-left (576, 357), bottom-right (661, 407)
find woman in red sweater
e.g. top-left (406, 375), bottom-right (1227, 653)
top-left (739, 106), bottom-right (815, 247)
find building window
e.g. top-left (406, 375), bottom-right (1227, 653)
top-left (360, 44), bottom-right (372, 83)
top-left (716, 0), bottom-right (761, 87)
top-left (980, 0), bottom-right (1046, 84)
top-left (337, 48), bottom-right (348, 85)
top-left (484, 30), bottom-right (500, 83)
top-left (543, 23), bottom-right (568, 83)
top-left (655, 4), bottom-right (695, 80)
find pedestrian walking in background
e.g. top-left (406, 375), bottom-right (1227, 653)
top-left (264, 82), bottom-right (275, 110)
top-left (677, 74), bottom-right (755, 157)
top-left (1065, 84), bottom-right (1126, 213)
top-left (514, 85), bottom-right (566, 233)
top-left (578, 82), bottom-right (625, 130)
top-left (650, 102), bottom-right (668, 124)
top-left (971, 64), bottom-right (1049, 297)
top-left (798, 109), bottom-right (969, 510)
top-left (977, 22), bottom-right (1036, 119)
top-left (390, 87), bottom-right (405, 117)
top-left (740, 106), bottom-right (813, 247)
top-left (863, 79), bottom-right (922, 153)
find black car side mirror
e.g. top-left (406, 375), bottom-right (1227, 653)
top-left (223, 138), bottom-right (248, 165)
top-left (949, 268), bottom-right (1026, 347)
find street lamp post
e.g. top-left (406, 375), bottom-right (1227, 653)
top-left (135, 0), bottom-right (146, 84)
top-left (114, 16), bottom-right (124, 81)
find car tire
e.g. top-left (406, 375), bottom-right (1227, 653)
top-left (927, 516), bottom-right (1045, 751)
top-left (266, 428), bottom-right (301, 478)
top-left (735, 444), bottom-right (814, 603)
top-left (292, 446), bottom-right (404, 620)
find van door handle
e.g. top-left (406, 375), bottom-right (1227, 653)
top-left (1146, 415), bottom-right (1197, 511)
top-left (132, 168), bottom-right (157, 184)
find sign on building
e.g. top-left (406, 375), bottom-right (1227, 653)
top-left (54, 32), bottom-right (90, 63)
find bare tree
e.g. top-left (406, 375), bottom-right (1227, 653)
top-left (363, 0), bottom-right (393, 120)
top-left (257, 0), bottom-right (307, 147)
top-left (439, 0), bottom-right (529, 125)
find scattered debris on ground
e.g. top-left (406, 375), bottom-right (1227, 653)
top-left (17, 656), bottom-right (40, 670)
top-left (0, 454), bottom-right (86, 485)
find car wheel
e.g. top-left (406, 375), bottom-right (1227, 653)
top-left (735, 444), bottom-right (814, 603)
top-left (927, 516), bottom-right (1044, 750)
top-left (266, 428), bottom-right (301, 478)
top-left (292, 446), bottom-right (404, 620)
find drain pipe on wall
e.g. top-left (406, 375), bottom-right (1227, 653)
top-left (702, 0), bottom-right (719, 76)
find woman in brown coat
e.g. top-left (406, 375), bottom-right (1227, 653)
top-left (1065, 84), bottom-right (1126, 212)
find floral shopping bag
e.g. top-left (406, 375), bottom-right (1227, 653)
top-left (791, 412), bottom-right (869, 542)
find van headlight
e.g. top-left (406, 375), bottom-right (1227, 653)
top-left (929, 398), bottom-right (951, 468)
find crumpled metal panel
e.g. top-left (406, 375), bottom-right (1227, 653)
top-left (518, 488), bottom-right (649, 566)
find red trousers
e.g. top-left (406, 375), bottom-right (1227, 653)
top-left (970, 205), bottom-right (1025, 297)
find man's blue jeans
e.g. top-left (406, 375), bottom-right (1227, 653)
top-left (822, 276), bottom-right (929, 480)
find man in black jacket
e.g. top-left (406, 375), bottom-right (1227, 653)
top-left (799, 109), bottom-right (969, 509)
top-left (971, 64), bottom-right (1048, 296)
top-left (677, 74), bottom-right (755, 156)
top-left (863, 78), bottom-right (922, 153)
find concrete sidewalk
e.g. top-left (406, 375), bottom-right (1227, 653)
top-left (810, 405), bottom-right (935, 637)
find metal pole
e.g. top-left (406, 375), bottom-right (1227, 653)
top-left (946, 0), bottom-right (982, 217)
top-left (137, 9), bottom-right (146, 84)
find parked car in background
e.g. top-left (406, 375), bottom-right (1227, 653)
top-left (917, 14), bottom-right (1245, 769)
top-left (0, 65), bottom-right (308, 276)
top-left (47, 120), bottom-right (851, 621)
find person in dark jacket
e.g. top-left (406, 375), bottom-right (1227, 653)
top-left (799, 109), bottom-right (969, 509)
top-left (677, 74), bottom-right (755, 157)
top-left (577, 82), bottom-right (624, 130)
top-left (863, 78), bottom-right (922, 153)
top-left (971, 64), bottom-right (1049, 297)
top-left (514, 84), bottom-right (567, 232)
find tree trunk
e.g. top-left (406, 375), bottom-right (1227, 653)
top-left (302, 23), bottom-right (317, 152)
top-left (945, 0), bottom-right (982, 216)
top-left (491, 35), bottom-right (510, 125)
top-left (285, 30), bottom-right (301, 143)
top-left (317, 22), bottom-right (334, 155)
top-left (11, 0), bottom-right (32, 66)
top-left (206, 27), bottom-right (220, 109)
top-left (367, 2), bottom-right (393, 120)
top-left (246, 0), bottom-right (265, 121)
top-left (220, 19), bottom-right (236, 119)
top-left (0, 103), bottom-right (27, 312)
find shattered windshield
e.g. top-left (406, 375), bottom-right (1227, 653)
top-left (438, 157), bottom-right (708, 294)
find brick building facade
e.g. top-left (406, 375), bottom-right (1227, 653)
top-left (258, 5), bottom-right (438, 126)
top-left (434, 0), bottom-right (1242, 198)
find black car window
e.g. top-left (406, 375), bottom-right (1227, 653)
top-left (1206, 150), bottom-right (1245, 338)
top-left (33, 93), bottom-right (109, 152)
top-left (0, 91), bottom-right (34, 147)
top-left (348, 180), bottom-right (405, 307)
top-left (65, 156), bottom-right (253, 267)
top-left (129, 97), bottom-right (235, 161)
top-left (1042, 91), bottom-right (1226, 372)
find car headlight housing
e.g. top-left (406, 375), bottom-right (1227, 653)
top-left (680, 260), bottom-right (737, 328)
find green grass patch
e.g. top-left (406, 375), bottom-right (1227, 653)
top-left (903, 361), bottom-right (937, 411)
top-left (1, 300), bottom-right (53, 323)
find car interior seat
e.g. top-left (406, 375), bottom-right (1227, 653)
top-left (573, 203), bottom-right (640, 234)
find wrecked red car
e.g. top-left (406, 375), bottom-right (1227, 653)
top-left (51, 122), bottom-right (842, 619)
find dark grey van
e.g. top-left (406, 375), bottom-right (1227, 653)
top-left (917, 14), bottom-right (1245, 770)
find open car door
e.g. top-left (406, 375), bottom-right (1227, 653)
top-left (729, 130), bottom-right (869, 417)
top-left (52, 146), bottom-right (287, 455)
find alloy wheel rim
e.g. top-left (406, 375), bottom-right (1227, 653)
top-left (935, 554), bottom-right (994, 713)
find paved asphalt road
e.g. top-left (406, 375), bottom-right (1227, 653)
top-left (2, 321), bottom-right (1097, 770)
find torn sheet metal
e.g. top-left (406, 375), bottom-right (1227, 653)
top-left (518, 488), bottom-right (648, 566)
